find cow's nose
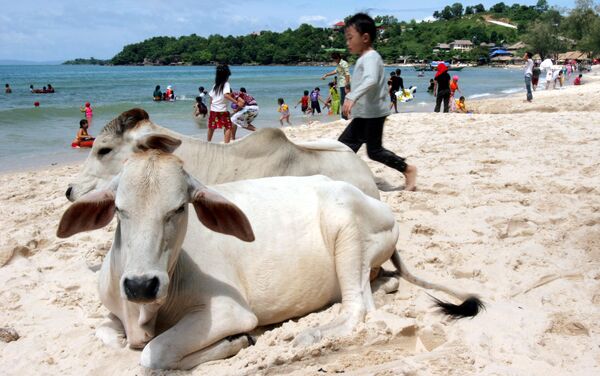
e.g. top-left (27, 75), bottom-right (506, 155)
top-left (65, 186), bottom-right (73, 200)
top-left (123, 277), bottom-right (159, 302)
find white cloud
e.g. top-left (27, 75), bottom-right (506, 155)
top-left (298, 15), bottom-right (331, 27)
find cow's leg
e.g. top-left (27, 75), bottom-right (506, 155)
top-left (176, 335), bottom-right (251, 370)
top-left (294, 223), bottom-right (369, 346)
top-left (95, 313), bottom-right (126, 348)
top-left (140, 299), bottom-right (258, 370)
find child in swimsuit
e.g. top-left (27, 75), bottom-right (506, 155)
top-left (295, 90), bottom-right (310, 114)
top-left (80, 102), bottom-right (93, 127)
top-left (278, 98), bottom-right (291, 126)
top-left (72, 119), bottom-right (95, 145)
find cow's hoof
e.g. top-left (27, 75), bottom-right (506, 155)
top-left (293, 328), bottom-right (322, 347)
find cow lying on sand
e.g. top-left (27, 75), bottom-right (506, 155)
top-left (57, 135), bottom-right (482, 370)
top-left (65, 108), bottom-right (379, 202)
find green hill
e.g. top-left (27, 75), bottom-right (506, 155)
top-left (81, 1), bottom-right (600, 65)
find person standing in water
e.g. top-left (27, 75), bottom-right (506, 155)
top-left (80, 102), bottom-right (94, 127)
top-left (523, 51), bottom-right (534, 102)
top-left (321, 52), bottom-right (351, 108)
top-left (4, 84), bottom-right (11, 93)
top-left (339, 13), bottom-right (417, 191)
top-left (153, 85), bottom-right (162, 101)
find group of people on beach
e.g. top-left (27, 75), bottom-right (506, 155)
top-left (524, 52), bottom-right (585, 102)
top-left (193, 14), bottom-right (416, 189)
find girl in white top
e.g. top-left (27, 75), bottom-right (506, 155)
top-left (208, 64), bottom-right (237, 143)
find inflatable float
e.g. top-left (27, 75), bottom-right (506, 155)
top-left (396, 86), bottom-right (417, 103)
top-left (71, 140), bottom-right (94, 148)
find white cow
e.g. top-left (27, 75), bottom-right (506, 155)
top-left (65, 108), bottom-right (379, 201)
top-left (57, 135), bottom-right (482, 370)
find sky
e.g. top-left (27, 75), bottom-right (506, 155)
top-left (0, 0), bottom-right (576, 62)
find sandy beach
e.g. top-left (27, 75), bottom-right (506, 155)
top-left (1, 70), bottom-right (600, 375)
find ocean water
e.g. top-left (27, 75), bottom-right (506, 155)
top-left (0, 65), bottom-right (526, 171)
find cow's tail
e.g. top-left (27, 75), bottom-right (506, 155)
top-left (391, 250), bottom-right (484, 318)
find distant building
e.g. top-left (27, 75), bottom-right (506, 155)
top-left (506, 41), bottom-right (526, 51)
top-left (450, 40), bottom-right (473, 51)
top-left (332, 21), bottom-right (345, 30)
top-left (480, 42), bottom-right (496, 48)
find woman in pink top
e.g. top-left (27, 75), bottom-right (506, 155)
top-left (80, 102), bottom-right (94, 127)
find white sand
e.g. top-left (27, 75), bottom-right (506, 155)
top-left (1, 73), bottom-right (600, 375)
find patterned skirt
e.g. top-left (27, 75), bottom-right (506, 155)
top-left (208, 111), bottom-right (232, 130)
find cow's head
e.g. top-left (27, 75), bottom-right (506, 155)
top-left (58, 134), bottom-right (254, 304)
top-left (65, 108), bottom-right (170, 202)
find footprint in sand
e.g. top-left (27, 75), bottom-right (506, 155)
top-left (546, 313), bottom-right (589, 336)
top-left (412, 224), bottom-right (436, 236)
top-left (417, 324), bottom-right (447, 352)
top-left (491, 217), bottom-right (538, 239)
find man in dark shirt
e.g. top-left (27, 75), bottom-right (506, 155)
top-left (433, 64), bottom-right (451, 113)
top-left (388, 72), bottom-right (401, 113)
top-left (395, 68), bottom-right (405, 92)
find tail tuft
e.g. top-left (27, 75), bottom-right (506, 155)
top-left (431, 295), bottom-right (484, 318)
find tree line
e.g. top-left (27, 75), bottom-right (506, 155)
top-left (64, 1), bottom-right (600, 66)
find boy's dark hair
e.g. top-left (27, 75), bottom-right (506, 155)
top-left (155, 85), bottom-right (160, 90)
top-left (328, 81), bottom-right (334, 87)
top-left (525, 51), bottom-right (533, 59)
top-left (579, 74), bottom-right (583, 77)
top-left (395, 69), bottom-right (401, 75)
top-left (5, 83), bottom-right (9, 87)
top-left (277, 98), bottom-right (284, 104)
top-left (390, 71), bottom-right (396, 76)
top-left (459, 96), bottom-right (465, 101)
top-left (331, 52), bottom-right (341, 60)
top-left (199, 86), bottom-right (204, 92)
top-left (304, 90), bottom-right (309, 95)
top-left (315, 87), bottom-right (320, 91)
top-left (346, 13), bottom-right (376, 43)
top-left (214, 64), bottom-right (231, 95)
top-left (240, 87), bottom-right (246, 93)
top-left (79, 119), bottom-right (88, 127)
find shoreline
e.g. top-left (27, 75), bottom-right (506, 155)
top-left (1, 72), bottom-right (600, 374)
top-left (0, 68), bottom-right (600, 175)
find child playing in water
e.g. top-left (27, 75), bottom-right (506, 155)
top-left (327, 82), bottom-right (340, 115)
top-left (72, 119), bottom-right (94, 146)
top-left (295, 90), bottom-right (311, 114)
top-left (80, 102), bottom-right (93, 127)
top-left (278, 98), bottom-right (291, 126)
top-left (338, 13), bottom-right (417, 191)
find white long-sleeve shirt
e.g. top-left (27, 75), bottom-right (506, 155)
top-left (345, 50), bottom-right (390, 119)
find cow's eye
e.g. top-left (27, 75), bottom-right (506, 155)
top-left (98, 148), bottom-right (112, 156)
top-left (175, 205), bottom-right (185, 214)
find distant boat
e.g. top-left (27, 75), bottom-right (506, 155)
top-left (409, 62), bottom-right (467, 71)
top-left (430, 61), bottom-right (466, 71)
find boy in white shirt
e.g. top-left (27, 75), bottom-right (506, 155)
top-left (339, 13), bottom-right (417, 191)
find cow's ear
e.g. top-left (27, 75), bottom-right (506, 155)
top-left (136, 133), bottom-right (181, 153)
top-left (57, 189), bottom-right (116, 238)
top-left (187, 176), bottom-right (254, 242)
